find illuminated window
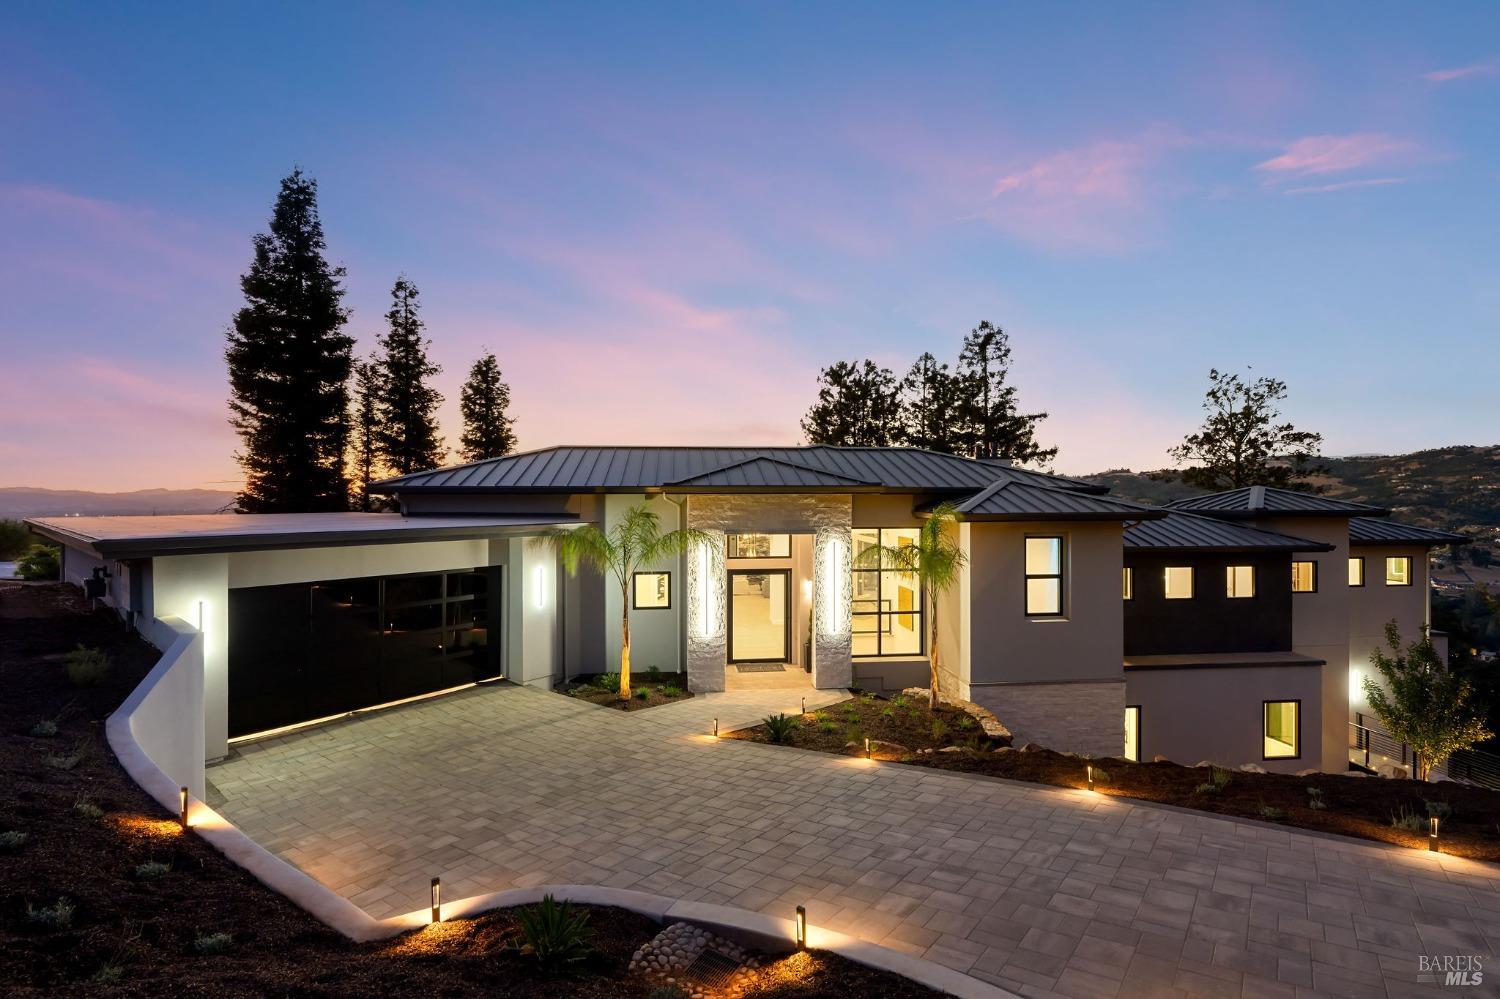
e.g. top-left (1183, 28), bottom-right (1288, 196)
top-left (1124, 705), bottom-right (1140, 762)
top-left (850, 528), bottom-right (923, 656)
top-left (1348, 557), bottom-right (1365, 587)
top-left (1225, 565), bottom-right (1255, 599)
top-left (1163, 566), bottom-right (1194, 600)
top-left (631, 571), bottom-right (671, 609)
top-left (1291, 561), bottom-right (1317, 593)
top-left (1263, 700), bottom-right (1299, 759)
top-left (726, 533), bottom-right (791, 559)
top-left (1385, 556), bottom-right (1412, 587)
top-left (1122, 567), bottom-right (1133, 601)
top-left (1024, 536), bottom-right (1064, 616)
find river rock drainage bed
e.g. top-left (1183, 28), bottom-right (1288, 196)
top-left (629, 922), bottom-right (762, 998)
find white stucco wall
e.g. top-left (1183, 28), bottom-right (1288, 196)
top-left (602, 494), bottom-right (683, 676)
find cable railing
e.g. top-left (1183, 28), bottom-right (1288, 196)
top-left (1349, 720), bottom-right (1500, 790)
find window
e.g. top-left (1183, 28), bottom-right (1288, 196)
top-left (1122, 567), bottom-right (1134, 601)
top-left (1163, 566), bottom-right (1194, 600)
top-left (1348, 557), bottom-right (1365, 587)
top-left (631, 571), bottom-right (671, 609)
top-left (1263, 700), bottom-right (1300, 759)
top-left (1225, 565), bottom-right (1255, 599)
top-left (1124, 706), bottom-right (1141, 762)
top-left (1024, 536), bottom-right (1064, 616)
top-left (1385, 556), bottom-right (1412, 587)
top-left (851, 528), bottom-right (923, 656)
top-left (726, 533), bottom-right (791, 559)
top-left (1291, 561), bottom-right (1317, 593)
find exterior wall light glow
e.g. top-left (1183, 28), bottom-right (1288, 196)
top-left (1430, 816), bottom-right (1440, 852)
top-left (820, 536), bottom-right (847, 635)
top-left (533, 566), bottom-right (545, 610)
top-left (179, 785), bottom-right (190, 828)
top-left (794, 904), bottom-right (807, 949)
top-left (196, 600), bottom-right (205, 632)
top-left (431, 876), bottom-right (442, 922)
top-left (694, 540), bottom-right (721, 640)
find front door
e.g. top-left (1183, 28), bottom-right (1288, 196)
top-left (727, 569), bottom-right (790, 663)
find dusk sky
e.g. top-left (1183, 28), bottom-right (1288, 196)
top-left (3, 3), bottom-right (1498, 491)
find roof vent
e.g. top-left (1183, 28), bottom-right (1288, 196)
top-left (1247, 485), bottom-right (1266, 511)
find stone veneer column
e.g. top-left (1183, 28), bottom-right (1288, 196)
top-left (684, 528), bottom-right (727, 692)
top-left (811, 526), bottom-right (853, 689)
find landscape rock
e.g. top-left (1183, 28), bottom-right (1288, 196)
top-left (1239, 763), bottom-right (1267, 774)
top-left (1152, 754), bottom-right (1171, 763)
top-left (1019, 742), bottom-right (1043, 753)
top-left (1295, 769), bottom-right (1319, 777)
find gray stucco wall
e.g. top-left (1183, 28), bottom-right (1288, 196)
top-left (1348, 544), bottom-right (1431, 720)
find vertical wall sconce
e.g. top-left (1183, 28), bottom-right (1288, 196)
top-left (196, 600), bottom-right (205, 632)
top-left (533, 565), bottom-right (545, 610)
top-left (430, 876), bottom-right (442, 923)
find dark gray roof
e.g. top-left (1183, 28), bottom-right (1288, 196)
top-left (974, 459), bottom-right (1108, 494)
top-left (1348, 517), bottom-right (1469, 547)
top-left (1167, 485), bottom-right (1388, 518)
top-left (1124, 511), bottom-right (1333, 553)
top-left (924, 480), bottom-right (1165, 521)
top-left (373, 446), bottom-right (1103, 495)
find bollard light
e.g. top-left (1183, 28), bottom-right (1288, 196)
top-left (431, 876), bottom-right (442, 923)
top-left (794, 904), bottom-right (807, 949)
top-left (713, 718), bottom-right (719, 740)
top-left (1086, 764), bottom-right (1095, 793)
top-left (865, 737), bottom-right (872, 760)
top-left (179, 786), bottom-right (190, 828)
top-left (801, 697), bottom-right (806, 716)
top-left (1429, 816), bottom-right (1440, 852)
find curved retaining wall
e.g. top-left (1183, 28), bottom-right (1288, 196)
top-left (107, 623), bottom-right (1011, 997)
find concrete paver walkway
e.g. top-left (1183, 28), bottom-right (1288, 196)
top-left (211, 684), bottom-right (1500, 997)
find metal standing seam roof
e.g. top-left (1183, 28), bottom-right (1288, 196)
top-left (371, 445), bottom-right (1105, 494)
top-left (1166, 484), bottom-right (1389, 518)
top-left (664, 455), bottom-right (878, 489)
top-left (1124, 511), bottom-right (1334, 552)
top-left (1347, 517), bottom-right (1469, 547)
top-left (923, 480), bottom-right (1167, 521)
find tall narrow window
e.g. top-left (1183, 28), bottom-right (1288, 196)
top-left (1122, 567), bottom-right (1134, 601)
top-left (1348, 557), bottom-right (1365, 587)
top-left (1124, 706), bottom-right (1141, 762)
top-left (1291, 561), bottom-right (1317, 593)
top-left (1024, 536), bottom-right (1064, 616)
top-left (1226, 565), bottom-right (1255, 599)
top-left (850, 528), bottom-right (923, 656)
top-left (1385, 556), bottom-right (1412, 587)
top-left (1263, 700), bottom-right (1300, 759)
top-left (1163, 566), bottom-right (1194, 600)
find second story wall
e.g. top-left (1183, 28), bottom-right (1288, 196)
top-left (1124, 551), bottom-right (1293, 656)
top-left (1348, 543), bottom-right (1431, 717)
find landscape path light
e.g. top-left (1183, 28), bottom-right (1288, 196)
top-left (1430, 816), bottom-right (1440, 852)
top-left (1086, 764), bottom-right (1095, 793)
top-left (794, 905), bottom-right (807, 949)
top-left (431, 876), bottom-right (442, 923)
top-left (179, 786), bottom-right (190, 829)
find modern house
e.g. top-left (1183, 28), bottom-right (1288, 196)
top-left (29, 446), bottom-right (1465, 776)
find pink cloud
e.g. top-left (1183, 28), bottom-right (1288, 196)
top-left (1253, 133), bottom-right (1416, 177)
top-left (1283, 177), bottom-right (1407, 196)
top-left (1423, 61), bottom-right (1498, 83)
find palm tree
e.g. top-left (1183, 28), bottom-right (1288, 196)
top-left (854, 503), bottom-right (967, 709)
top-left (533, 504), bottom-right (712, 700)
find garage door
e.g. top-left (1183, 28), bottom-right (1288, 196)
top-left (228, 567), bottom-right (502, 737)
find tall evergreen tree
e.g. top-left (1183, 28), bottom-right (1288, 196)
top-left (1168, 368), bottom-right (1325, 491)
top-left (459, 351), bottom-right (517, 461)
top-left (955, 322), bottom-right (1057, 465)
top-left (226, 169), bottom-right (354, 512)
top-left (374, 277), bottom-right (445, 475)
top-left (800, 360), bottom-right (904, 447)
top-left (349, 357), bottom-right (382, 511)
top-left (901, 352), bottom-right (965, 453)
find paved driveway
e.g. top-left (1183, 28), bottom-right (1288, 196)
top-left (211, 684), bottom-right (1500, 997)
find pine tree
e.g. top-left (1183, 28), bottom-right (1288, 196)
top-left (374, 277), bottom-right (445, 475)
top-left (1168, 368), bottom-right (1325, 490)
top-left (902, 352), bottom-right (965, 453)
top-left (955, 322), bottom-right (1057, 465)
top-left (458, 351), bottom-right (517, 461)
top-left (349, 357), bottom-right (382, 511)
top-left (800, 360), bottom-right (904, 447)
top-left (226, 169), bottom-right (354, 512)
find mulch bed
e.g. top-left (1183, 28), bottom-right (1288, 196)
top-left (728, 692), bottom-right (1500, 863)
top-left (568, 672), bottom-right (695, 712)
top-left (0, 584), bottom-right (935, 996)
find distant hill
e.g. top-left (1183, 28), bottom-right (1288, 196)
top-left (1086, 445), bottom-right (1500, 544)
top-left (0, 487), bottom-right (238, 519)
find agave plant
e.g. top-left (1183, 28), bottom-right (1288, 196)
top-left (514, 893), bottom-right (593, 972)
top-left (762, 713), bottom-right (798, 744)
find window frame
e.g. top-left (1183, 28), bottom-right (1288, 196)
top-left (1262, 699), bottom-right (1301, 761)
top-left (1124, 705), bottom-right (1141, 763)
top-left (725, 533), bottom-right (792, 559)
top-left (1291, 560), bottom-right (1318, 594)
top-left (1348, 556), bottom-right (1365, 588)
top-left (1122, 566), bottom-right (1134, 601)
top-left (1163, 565), bottom-right (1195, 600)
top-left (1023, 535), bottom-right (1066, 618)
top-left (1225, 565), bottom-right (1256, 599)
top-left (850, 528), bottom-right (925, 658)
top-left (630, 570), bottom-right (672, 610)
top-left (1384, 556), bottom-right (1413, 587)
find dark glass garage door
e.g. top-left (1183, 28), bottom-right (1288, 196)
top-left (228, 567), bottom-right (502, 737)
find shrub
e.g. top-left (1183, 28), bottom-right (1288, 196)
top-left (645, 666), bottom-right (663, 682)
top-left (0, 518), bottom-right (31, 560)
top-left (634, 687), bottom-right (651, 700)
top-left (192, 932), bottom-right (233, 955)
top-left (16, 543), bottom-right (59, 581)
top-left (1257, 803), bottom-right (1287, 822)
top-left (135, 861), bottom-right (171, 881)
top-left (819, 721), bottom-right (837, 733)
top-left (881, 707), bottom-right (895, 719)
top-left (513, 894), bottom-right (593, 972)
top-left (1426, 800), bottom-right (1453, 821)
top-left (1209, 766), bottom-right (1233, 790)
top-left (1306, 787), bottom-right (1327, 810)
top-left (0, 830), bottom-right (28, 853)
top-left (890, 695), bottom-right (909, 710)
top-left (27, 897), bottom-right (76, 930)
top-left (762, 714), bottom-right (798, 744)
top-left (1089, 766), bottom-right (1111, 784)
top-left (956, 714), bottom-right (978, 731)
top-left (46, 749), bottom-right (84, 771)
top-left (661, 685), bottom-right (682, 698)
top-left (930, 718), bottom-right (949, 741)
top-left (64, 645), bottom-right (111, 687)
top-left (592, 672), bottom-right (620, 691)
top-left (73, 796), bottom-right (103, 822)
top-left (1194, 782), bottom-right (1220, 795)
top-left (1391, 805), bottom-right (1426, 832)
top-left (29, 719), bottom-right (58, 738)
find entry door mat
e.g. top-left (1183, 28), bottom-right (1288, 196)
top-left (734, 663), bottom-right (786, 673)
